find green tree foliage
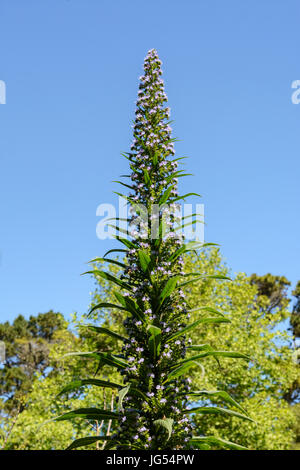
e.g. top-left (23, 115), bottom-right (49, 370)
top-left (185, 251), bottom-right (298, 450)
top-left (0, 311), bottom-right (65, 415)
top-left (0, 313), bottom-right (118, 449)
top-left (89, 250), bottom-right (299, 450)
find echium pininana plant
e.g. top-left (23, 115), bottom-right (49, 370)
top-left (55, 49), bottom-right (253, 451)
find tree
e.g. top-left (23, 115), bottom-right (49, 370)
top-left (56, 49), bottom-right (250, 451)
top-left (185, 250), bottom-right (298, 450)
top-left (0, 312), bottom-right (118, 449)
top-left (250, 273), bottom-right (291, 315)
top-left (0, 311), bottom-right (66, 416)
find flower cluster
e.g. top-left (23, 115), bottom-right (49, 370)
top-left (115, 49), bottom-right (193, 449)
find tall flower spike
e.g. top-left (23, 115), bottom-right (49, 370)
top-left (117, 48), bottom-right (193, 449)
top-left (57, 49), bottom-right (251, 452)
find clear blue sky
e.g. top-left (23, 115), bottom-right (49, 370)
top-left (0, 0), bottom-right (299, 323)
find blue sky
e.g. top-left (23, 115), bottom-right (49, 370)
top-left (0, 0), bottom-right (299, 323)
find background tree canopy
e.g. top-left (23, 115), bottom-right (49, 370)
top-left (0, 249), bottom-right (299, 450)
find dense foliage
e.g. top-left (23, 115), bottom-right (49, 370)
top-left (90, 250), bottom-right (299, 450)
top-left (0, 313), bottom-right (118, 449)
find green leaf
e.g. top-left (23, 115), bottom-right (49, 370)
top-left (67, 436), bottom-right (112, 450)
top-left (185, 390), bottom-right (247, 414)
top-left (120, 151), bottom-right (132, 160)
top-left (114, 292), bottom-right (144, 322)
top-left (62, 351), bottom-right (103, 361)
top-left (130, 387), bottom-right (149, 402)
top-left (87, 302), bottom-right (128, 317)
top-left (138, 250), bottom-right (151, 273)
top-left (118, 384), bottom-right (130, 412)
top-left (165, 171), bottom-right (193, 184)
top-left (63, 351), bottom-right (127, 370)
top-left (187, 306), bottom-right (226, 317)
top-left (190, 436), bottom-right (247, 451)
top-left (115, 237), bottom-right (136, 249)
top-left (183, 350), bottom-right (250, 361)
top-left (174, 220), bottom-right (204, 231)
top-left (108, 224), bottom-right (131, 237)
top-left (86, 325), bottom-right (128, 342)
top-left (57, 379), bottom-right (123, 396)
top-left (180, 212), bottom-right (203, 221)
top-left (112, 180), bottom-right (134, 190)
top-left (147, 325), bottom-right (162, 360)
top-left (83, 270), bottom-right (132, 291)
top-left (179, 274), bottom-right (231, 288)
top-left (153, 418), bottom-right (174, 441)
top-left (165, 361), bottom-right (204, 381)
top-left (55, 408), bottom-right (119, 422)
top-left (185, 343), bottom-right (211, 351)
top-left (159, 185), bottom-right (175, 206)
top-left (166, 317), bottom-right (230, 343)
top-left (185, 406), bottom-right (254, 422)
top-left (95, 352), bottom-right (128, 370)
top-left (103, 248), bottom-right (128, 258)
top-left (143, 169), bottom-right (151, 185)
top-left (184, 343), bottom-right (222, 367)
top-left (168, 245), bottom-right (187, 263)
top-left (152, 151), bottom-right (159, 166)
top-left (171, 192), bottom-right (201, 203)
top-left (89, 258), bottom-right (127, 269)
top-left (159, 277), bottom-right (178, 307)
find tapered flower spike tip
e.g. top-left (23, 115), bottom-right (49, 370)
top-left (129, 50), bottom-right (178, 207)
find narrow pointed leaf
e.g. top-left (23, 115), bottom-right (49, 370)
top-left (165, 361), bottom-right (204, 381)
top-left (118, 384), bottom-right (130, 412)
top-left (153, 418), bottom-right (174, 441)
top-left (143, 169), bottom-right (151, 185)
top-left (89, 258), bottom-right (127, 269)
top-left (159, 185), bottom-right (175, 206)
top-left (86, 325), bottom-right (128, 342)
top-left (147, 325), bottom-right (162, 360)
top-left (171, 192), bottom-right (201, 203)
top-left (190, 436), bottom-right (247, 450)
top-left (96, 352), bottom-right (128, 369)
top-left (55, 408), bottom-right (119, 422)
top-left (167, 317), bottom-right (230, 343)
top-left (114, 292), bottom-right (144, 321)
top-left (187, 306), bottom-right (226, 317)
top-left (116, 237), bottom-right (136, 249)
top-left (182, 350), bottom-right (249, 361)
top-left (103, 248), bottom-right (128, 258)
top-left (179, 274), bottom-right (231, 288)
top-left (67, 436), bottom-right (112, 450)
top-left (88, 302), bottom-right (128, 317)
top-left (138, 250), bottom-right (151, 273)
top-left (185, 390), bottom-right (247, 414)
top-left (185, 406), bottom-right (254, 422)
top-left (83, 270), bottom-right (132, 291)
top-left (159, 277), bottom-right (178, 306)
top-left (57, 379), bottom-right (122, 397)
